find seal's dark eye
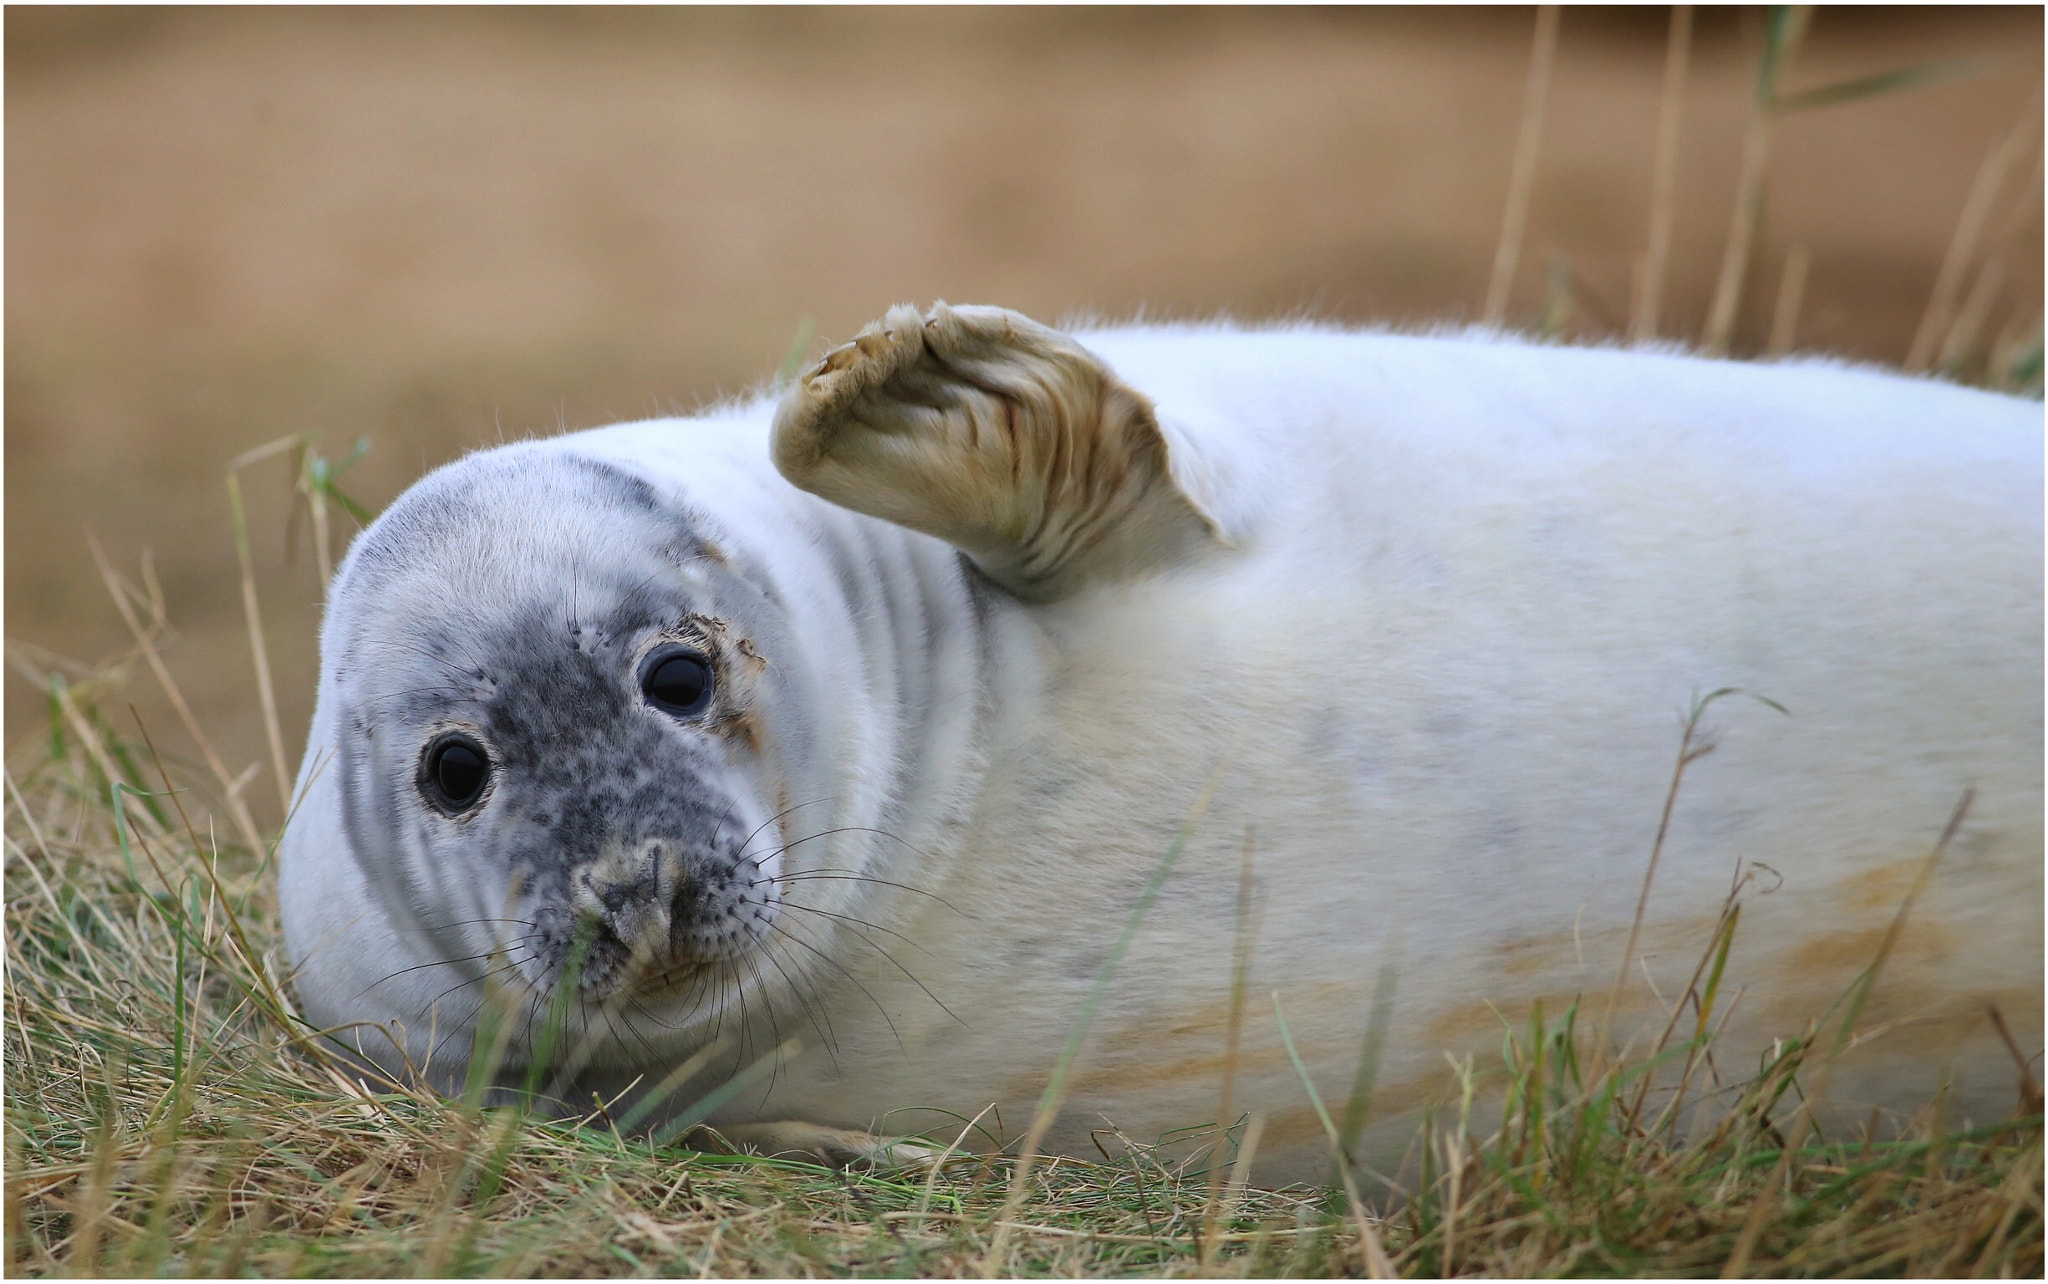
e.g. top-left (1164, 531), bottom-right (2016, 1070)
top-left (642, 649), bottom-right (713, 717)
top-left (422, 734), bottom-right (490, 813)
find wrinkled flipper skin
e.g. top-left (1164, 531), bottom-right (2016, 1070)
top-left (772, 302), bottom-right (1220, 600)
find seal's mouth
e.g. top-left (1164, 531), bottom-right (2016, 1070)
top-left (576, 946), bottom-right (713, 1004)
top-left (527, 842), bottom-right (779, 1003)
top-left (524, 913), bottom-right (768, 1006)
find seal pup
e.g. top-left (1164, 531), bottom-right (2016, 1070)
top-left (281, 304), bottom-right (2042, 1178)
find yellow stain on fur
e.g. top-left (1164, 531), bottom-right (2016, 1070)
top-left (1839, 857), bottom-right (1938, 912)
top-left (1788, 921), bottom-right (1954, 975)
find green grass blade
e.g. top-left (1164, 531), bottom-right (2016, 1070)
top-left (1775, 58), bottom-right (1990, 113)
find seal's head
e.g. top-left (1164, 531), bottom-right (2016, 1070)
top-left (286, 441), bottom-right (832, 1083)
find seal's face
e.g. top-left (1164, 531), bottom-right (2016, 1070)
top-left (322, 450), bottom-right (798, 1059)
top-left (403, 605), bottom-right (776, 1002)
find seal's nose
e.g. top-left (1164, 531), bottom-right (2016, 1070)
top-left (570, 837), bottom-right (684, 964)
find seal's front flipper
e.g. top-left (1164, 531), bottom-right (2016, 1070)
top-left (771, 302), bottom-right (1224, 600)
top-left (682, 1121), bottom-right (940, 1171)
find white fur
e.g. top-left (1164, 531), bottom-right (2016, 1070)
top-left (283, 316), bottom-right (2041, 1183)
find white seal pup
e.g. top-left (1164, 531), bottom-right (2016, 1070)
top-left (280, 304), bottom-right (2042, 1179)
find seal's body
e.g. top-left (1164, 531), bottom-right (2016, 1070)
top-left (282, 307), bottom-right (2041, 1180)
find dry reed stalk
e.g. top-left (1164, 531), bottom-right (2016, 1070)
top-left (1766, 245), bottom-right (1810, 356)
top-left (1985, 1005), bottom-right (2045, 1119)
top-left (1988, 306), bottom-right (2045, 385)
top-left (1215, 1111), bottom-right (1265, 1230)
top-left (87, 537), bottom-right (269, 864)
top-left (1597, 689), bottom-right (1747, 1067)
top-left (225, 438), bottom-right (302, 817)
top-left (1703, 5), bottom-right (1811, 357)
top-left (308, 472), bottom-right (335, 600)
top-left (47, 677), bottom-right (168, 847)
top-left (1938, 256), bottom-right (2008, 372)
top-left (1541, 251), bottom-right (1574, 337)
top-left (1990, 143), bottom-right (2045, 249)
top-left (1906, 96), bottom-right (2042, 371)
top-left (1936, 145), bottom-right (2042, 372)
top-left (1482, 5), bottom-right (1561, 328)
top-left (1631, 4), bottom-right (1693, 343)
top-left (1336, 1159), bottom-right (1395, 1279)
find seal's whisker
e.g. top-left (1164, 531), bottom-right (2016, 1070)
top-left (718, 964), bottom-right (748, 1081)
top-left (575, 992), bottom-right (596, 1082)
top-left (362, 947), bottom-right (518, 993)
top-left (623, 993), bottom-right (694, 1035)
top-left (751, 935), bottom-right (841, 1065)
top-left (425, 962), bottom-right (539, 1074)
top-left (429, 1015), bottom-right (472, 1077)
top-left (403, 916), bottom-right (539, 935)
top-left (774, 947), bottom-right (846, 1070)
top-left (630, 982), bottom-right (720, 1044)
top-left (710, 796), bottom-right (743, 859)
top-left (360, 687), bottom-right (473, 712)
top-left (757, 952), bottom-right (816, 1105)
top-left (679, 962), bottom-right (723, 1033)
top-left (424, 953), bottom-right (535, 1013)
top-left (741, 953), bottom-right (791, 1103)
top-left (527, 940), bottom-right (647, 1081)
top-left (568, 559), bottom-right (583, 637)
top-left (767, 901), bottom-right (966, 1026)
top-left (587, 959), bottom-right (698, 1075)
top-left (772, 906), bottom-right (965, 1031)
top-left (730, 957), bottom-right (761, 1073)
top-left (519, 980), bottom-right (546, 1070)
top-left (617, 564), bottom-right (671, 614)
top-left (361, 938), bottom-right (544, 994)
top-left (773, 900), bottom-right (935, 961)
top-left (630, 959), bottom-right (718, 1025)
top-left (732, 796), bottom-right (836, 859)
top-left (758, 869), bottom-right (965, 916)
top-left (355, 636), bottom-right (487, 682)
top-left (706, 964), bottom-right (730, 1049)
top-left (738, 825), bottom-right (935, 868)
top-left (762, 917), bottom-right (907, 1056)
top-left (602, 995), bottom-right (662, 1066)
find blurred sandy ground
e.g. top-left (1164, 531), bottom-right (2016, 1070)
top-left (6, 7), bottom-right (2041, 825)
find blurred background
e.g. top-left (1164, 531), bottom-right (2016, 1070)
top-left (6, 6), bottom-right (2041, 828)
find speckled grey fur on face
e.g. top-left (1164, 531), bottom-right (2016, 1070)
top-left (327, 451), bottom-right (787, 1008)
